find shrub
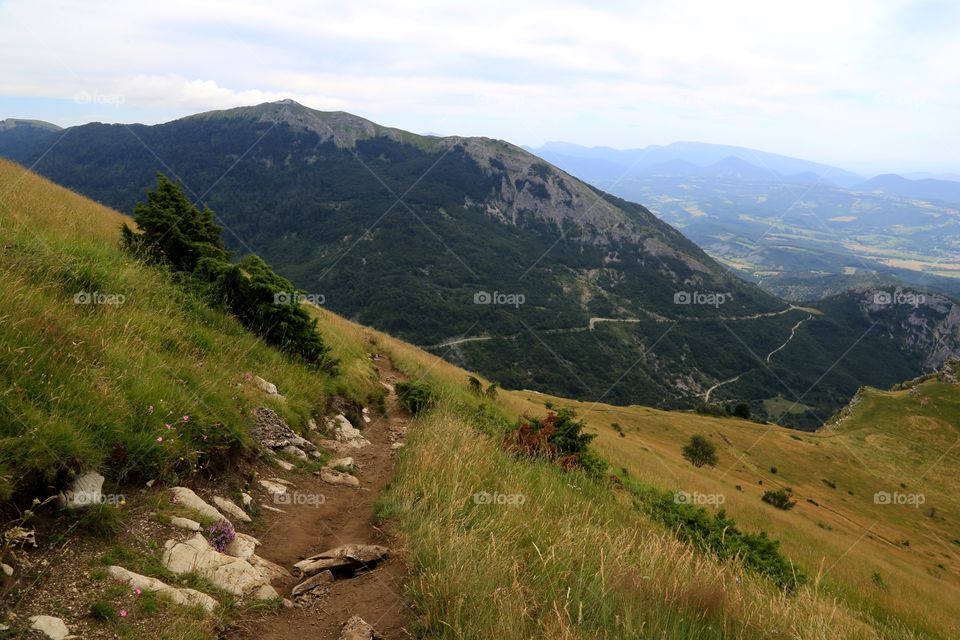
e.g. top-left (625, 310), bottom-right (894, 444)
top-left (733, 402), bottom-right (751, 419)
top-left (506, 409), bottom-right (608, 476)
top-left (198, 255), bottom-right (337, 372)
top-left (123, 174), bottom-right (336, 373)
top-left (395, 380), bottom-right (437, 416)
top-left (89, 601), bottom-right (117, 623)
top-left (762, 488), bottom-right (796, 510)
top-left (65, 503), bottom-right (125, 540)
top-left (467, 376), bottom-right (483, 394)
top-left (636, 486), bottom-right (805, 591)
top-left (681, 434), bottom-right (718, 468)
top-left (121, 173), bottom-right (228, 272)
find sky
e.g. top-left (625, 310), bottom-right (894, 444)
top-left (0, 0), bottom-right (957, 175)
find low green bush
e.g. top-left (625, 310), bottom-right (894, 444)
top-left (762, 487), bottom-right (797, 510)
top-left (632, 483), bottom-right (805, 591)
top-left (395, 380), bottom-right (437, 415)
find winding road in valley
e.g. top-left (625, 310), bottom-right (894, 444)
top-left (425, 305), bottom-right (818, 350)
top-left (424, 304), bottom-right (819, 406)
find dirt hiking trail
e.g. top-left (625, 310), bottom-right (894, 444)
top-left (228, 355), bottom-right (414, 640)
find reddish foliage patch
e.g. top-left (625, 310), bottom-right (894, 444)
top-left (504, 412), bottom-right (584, 468)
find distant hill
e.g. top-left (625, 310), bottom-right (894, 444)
top-left (904, 171), bottom-right (960, 182)
top-left (0, 118), bottom-right (62, 132)
top-left (527, 141), bottom-right (960, 302)
top-left (854, 173), bottom-right (960, 205)
top-left (529, 140), bottom-right (864, 187)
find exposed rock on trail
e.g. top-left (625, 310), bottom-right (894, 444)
top-left (28, 615), bottom-right (72, 639)
top-left (294, 544), bottom-right (389, 576)
top-left (169, 486), bottom-right (226, 522)
top-left (162, 533), bottom-right (280, 600)
top-left (106, 565), bottom-right (219, 612)
top-left (57, 469), bottom-right (105, 509)
top-left (214, 495), bottom-right (253, 523)
top-left (339, 615), bottom-right (377, 640)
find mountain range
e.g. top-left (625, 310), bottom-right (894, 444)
top-left (526, 141), bottom-right (960, 302)
top-left (1, 101), bottom-right (959, 428)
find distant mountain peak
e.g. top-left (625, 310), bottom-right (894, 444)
top-left (186, 100), bottom-right (399, 149)
top-left (0, 118), bottom-right (62, 132)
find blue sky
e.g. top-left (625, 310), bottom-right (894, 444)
top-left (0, 0), bottom-right (957, 174)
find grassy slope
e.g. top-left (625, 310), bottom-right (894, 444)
top-left (321, 315), bottom-right (945, 638)
top-left (495, 386), bottom-right (960, 638)
top-left (2, 158), bottom-right (956, 638)
top-left (0, 158), bottom-right (381, 502)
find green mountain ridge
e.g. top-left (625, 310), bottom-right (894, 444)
top-left (0, 100), bottom-right (958, 427)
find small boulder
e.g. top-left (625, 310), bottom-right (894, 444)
top-left (259, 479), bottom-right (288, 496)
top-left (290, 435), bottom-right (317, 452)
top-left (58, 470), bottom-right (105, 509)
top-left (327, 457), bottom-right (354, 469)
top-left (327, 415), bottom-right (371, 449)
top-left (340, 614), bottom-right (376, 640)
top-left (291, 569), bottom-right (333, 596)
top-left (281, 445), bottom-right (308, 460)
top-left (28, 616), bottom-right (71, 640)
top-left (254, 376), bottom-right (279, 395)
top-left (107, 566), bottom-right (218, 612)
top-left (320, 468), bottom-right (360, 487)
top-left (213, 496), bottom-right (252, 523)
top-left (260, 503), bottom-right (285, 513)
top-left (1, 562), bottom-right (13, 577)
top-left (162, 533), bottom-right (273, 598)
top-left (169, 516), bottom-right (201, 532)
top-left (249, 554), bottom-right (291, 582)
top-left (225, 532), bottom-right (260, 560)
top-left (252, 408), bottom-right (301, 449)
top-left (251, 584), bottom-right (281, 601)
top-left (170, 487), bottom-right (225, 523)
top-left (295, 544), bottom-right (388, 576)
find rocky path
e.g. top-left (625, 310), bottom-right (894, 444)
top-left (228, 355), bottom-right (413, 640)
top-left (703, 373), bottom-right (744, 403)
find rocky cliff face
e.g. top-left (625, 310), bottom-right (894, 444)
top-left (860, 287), bottom-right (960, 368)
top-left (222, 102), bottom-right (723, 275)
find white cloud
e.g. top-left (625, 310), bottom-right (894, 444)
top-left (0, 0), bottom-right (956, 171)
